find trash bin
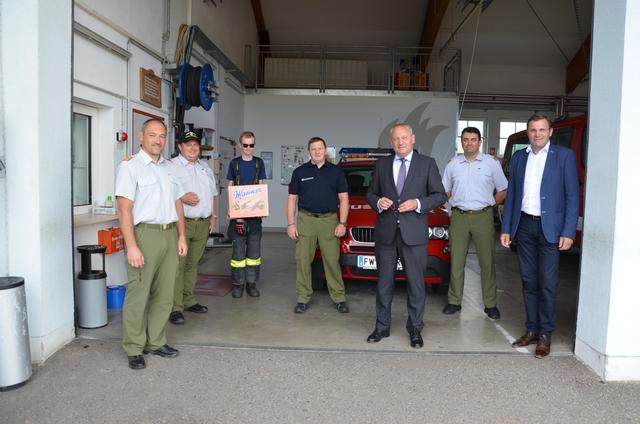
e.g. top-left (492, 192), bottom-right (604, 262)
top-left (0, 276), bottom-right (32, 391)
top-left (76, 245), bottom-right (108, 328)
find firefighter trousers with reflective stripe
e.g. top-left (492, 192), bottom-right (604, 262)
top-left (228, 218), bottom-right (262, 286)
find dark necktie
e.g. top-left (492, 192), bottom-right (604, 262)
top-left (396, 158), bottom-right (406, 194)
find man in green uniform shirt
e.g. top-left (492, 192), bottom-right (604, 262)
top-left (115, 119), bottom-right (188, 370)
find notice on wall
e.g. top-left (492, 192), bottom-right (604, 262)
top-left (281, 145), bottom-right (308, 185)
top-left (139, 68), bottom-right (162, 108)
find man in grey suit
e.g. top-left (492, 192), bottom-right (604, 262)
top-left (366, 123), bottom-right (447, 348)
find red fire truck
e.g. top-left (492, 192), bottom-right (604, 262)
top-left (312, 148), bottom-right (451, 292)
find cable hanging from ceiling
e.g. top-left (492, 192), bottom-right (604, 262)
top-left (458, 3), bottom-right (482, 116)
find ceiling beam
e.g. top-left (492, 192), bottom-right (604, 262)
top-left (420, 0), bottom-right (451, 69)
top-left (565, 33), bottom-right (591, 94)
top-left (251, 0), bottom-right (270, 46)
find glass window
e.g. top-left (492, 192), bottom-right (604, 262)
top-left (72, 113), bottom-right (91, 206)
top-left (343, 166), bottom-right (374, 196)
top-left (502, 135), bottom-right (529, 177)
top-left (550, 127), bottom-right (574, 149)
top-left (456, 119), bottom-right (485, 154)
top-left (499, 121), bottom-right (527, 157)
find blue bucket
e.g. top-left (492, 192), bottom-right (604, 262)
top-left (106, 285), bottom-right (126, 309)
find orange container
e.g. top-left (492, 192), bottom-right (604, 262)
top-left (98, 227), bottom-right (124, 254)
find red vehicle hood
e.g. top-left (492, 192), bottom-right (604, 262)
top-left (348, 196), bottom-right (449, 227)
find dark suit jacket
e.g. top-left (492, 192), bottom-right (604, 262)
top-left (367, 152), bottom-right (446, 246)
top-left (501, 144), bottom-right (580, 243)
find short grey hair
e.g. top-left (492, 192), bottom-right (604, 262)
top-left (389, 123), bottom-right (413, 135)
top-left (141, 118), bottom-right (167, 133)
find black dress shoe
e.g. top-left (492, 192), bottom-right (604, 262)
top-left (335, 302), bottom-right (349, 313)
top-left (246, 283), bottom-right (260, 297)
top-left (484, 307), bottom-right (501, 319)
top-left (169, 311), bottom-right (185, 324)
top-left (409, 329), bottom-right (424, 349)
top-left (128, 355), bottom-right (146, 370)
top-left (185, 303), bottom-right (208, 313)
top-left (442, 303), bottom-right (462, 315)
top-left (293, 303), bottom-right (308, 313)
top-left (143, 344), bottom-right (179, 358)
top-left (232, 285), bottom-right (244, 298)
top-left (366, 329), bottom-right (390, 343)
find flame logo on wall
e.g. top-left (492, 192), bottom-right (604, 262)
top-left (377, 102), bottom-right (452, 160)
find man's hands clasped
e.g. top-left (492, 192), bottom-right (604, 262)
top-left (378, 197), bottom-right (418, 213)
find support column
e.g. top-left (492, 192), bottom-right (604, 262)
top-left (576, 0), bottom-right (640, 381)
top-left (0, 0), bottom-right (74, 363)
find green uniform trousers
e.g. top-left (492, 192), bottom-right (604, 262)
top-left (173, 218), bottom-right (209, 312)
top-left (295, 211), bottom-right (346, 304)
top-left (447, 207), bottom-right (498, 308)
top-left (123, 224), bottom-right (178, 356)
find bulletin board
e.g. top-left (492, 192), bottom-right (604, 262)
top-left (281, 145), bottom-right (308, 185)
top-left (280, 145), bottom-right (343, 184)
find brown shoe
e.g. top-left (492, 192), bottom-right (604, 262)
top-left (535, 334), bottom-right (551, 358)
top-left (512, 331), bottom-right (538, 347)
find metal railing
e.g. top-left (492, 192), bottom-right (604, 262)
top-left (254, 45), bottom-right (461, 94)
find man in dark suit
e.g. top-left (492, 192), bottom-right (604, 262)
top-left (366, 123), bottom-right (447, 348)
top-left (500, 113), bottom-right (579, 358)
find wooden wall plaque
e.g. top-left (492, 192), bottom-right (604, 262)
top-left (139, 68), bottom-right (162, 108)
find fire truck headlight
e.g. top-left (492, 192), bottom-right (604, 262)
top-left (429, 226), bottom-right (449, 240)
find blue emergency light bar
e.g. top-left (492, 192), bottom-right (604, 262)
top-left (339, 148), bottom-right (394, 159)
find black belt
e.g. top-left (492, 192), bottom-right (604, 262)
top-left (521, 212), bottom-right (541, 220)
top-left (452, 206), bottom-right (492, 215)
top-left (186, 216), bottom-right (210, 222)
top-left (299, 208), bottom-right (335, 218)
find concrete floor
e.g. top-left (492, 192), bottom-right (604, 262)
top-left (78, 233), bottom-right (578, 355)
top-left (5, 233), bottom-right (639, 423)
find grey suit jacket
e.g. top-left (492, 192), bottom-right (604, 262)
top-left (367, 152), bottom-right (446, 246)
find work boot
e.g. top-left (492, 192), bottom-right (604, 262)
top-left (246, 283), bottom-right (260, 297)
top-left (232, 284), bottom-right (244, 298)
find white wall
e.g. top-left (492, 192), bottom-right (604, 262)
top-left (0, 0), bottom-right (7, 276)
top-left (244, 90), bottom-right (458, 229)
top-left (431, 0), bottom-right (592, 96)
top-left (1, 0), bottom-right (75, 363)
top-left (576, 0), bottom-right (640, 381)
top-left (190, 0), bottom-right (258, 75)
top-left (75, 0), bottom-right (165, 53)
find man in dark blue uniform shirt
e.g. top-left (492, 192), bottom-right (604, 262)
top-left (286, 137), bottom-right (350, 314)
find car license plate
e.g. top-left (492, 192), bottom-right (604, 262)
top-left (357, 255), bottom-right (403, 270)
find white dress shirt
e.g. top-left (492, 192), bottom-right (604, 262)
top-left (115, 149), bottom-right (184, 225)
top-left (521, 142), bottom-right (550, 216)
top-left (377, 151), bottom-right (421, 213)
top-left (170, 154), bottom-right (218, 219)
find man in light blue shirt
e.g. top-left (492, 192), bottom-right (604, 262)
top-left (441, 127), bottom-right (507, 319)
